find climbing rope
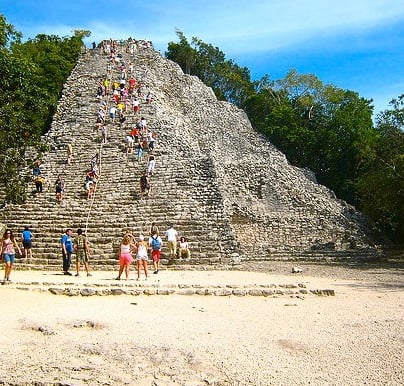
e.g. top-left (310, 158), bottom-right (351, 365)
top-left (84, 140), bottom-right (103, 237)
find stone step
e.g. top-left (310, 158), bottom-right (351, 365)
top-left (2, 270), bottom-right (335, 298)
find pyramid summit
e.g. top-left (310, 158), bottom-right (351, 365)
top-left (0, 39), bottom-right (377, 269)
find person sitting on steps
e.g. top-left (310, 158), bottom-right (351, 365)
top-left (178, 236), bottom-right (191, 259)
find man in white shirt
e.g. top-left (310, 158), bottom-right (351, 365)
top-left (165, 225), bottom-right (178, 259)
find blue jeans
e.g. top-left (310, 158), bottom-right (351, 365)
top-left (3, 253), bottom-right (15, 264)
top-left (62, 250), bottom-right (72, 272)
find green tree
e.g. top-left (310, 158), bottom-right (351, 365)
top-left (165, 29), bottom-right (195, 75)
top-left (166, 30), bottom-right (255, 107)
top-left (0, 14), bottom-right (21, 47)
top-left (0, 15), bottom-right (84, 203)
top-left (245, 69), bottom-right (376, 204)
top-left (357, 95), bottom-right (404, 242)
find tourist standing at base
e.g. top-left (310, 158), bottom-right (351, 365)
top-left (135, 235), bottom-right (149, 280)
top-left (165, 225), bottom-right (178, 260)
top-left (149, 231), bottom-right (162, 274)
top-left (21, 226), bottom-right (33, 259)
top-left (116, 233), bottom-right (134, 280)
top-left (149, 222), bottom-right (159, 237)
top-left (74, 228), bottom-right (91, 277)
top-left (1, 229), bottom-right (22, 284)
top-left (60, 228), bottom-right (73, 275)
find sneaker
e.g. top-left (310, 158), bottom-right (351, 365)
top-left (87, 273), bottom-right (92, 277)
top-left (65, 271), bottom-right (73, 276)
top-left (153, 270), bottom-right (158, 274)
top-left (75, 273), bottom-right (80, 277)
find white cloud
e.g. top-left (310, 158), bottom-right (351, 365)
top-left (159, 0), bottom-right (404, 54)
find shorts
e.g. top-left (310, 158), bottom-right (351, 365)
top-left (3, 254), bottom-right (15, 264)
top-left (151, 249), bottom-right (161, 262)
top-left (23, 240), bottom-right (32, 249)
top-left (119, 252), bottom-right (133, 266)
top-left (75, 249), bottom-right (89, 263)
top-left (136, 254), bottom-right (148, 261)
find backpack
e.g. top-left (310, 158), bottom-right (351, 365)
top-left (76, 235), bottom-right (86, 250)
top-left (151, 236), bottom-right (161, 250)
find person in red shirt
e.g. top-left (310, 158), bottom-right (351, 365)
top-left (128, 77), bottom-right (136, 94)
top-left (130, 127), bottom-right (139, 142)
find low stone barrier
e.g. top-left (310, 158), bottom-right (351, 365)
top-left (8, 280), bottom-right (335, 297)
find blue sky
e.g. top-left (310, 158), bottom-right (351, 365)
top-left (1, 0), bottom-right (404, 116)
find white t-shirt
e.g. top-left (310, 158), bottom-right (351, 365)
top-left (166, 228), bottom-right (178, 242)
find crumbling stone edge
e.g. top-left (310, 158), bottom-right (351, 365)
top-left (10, 283), bottom-right (336, 297)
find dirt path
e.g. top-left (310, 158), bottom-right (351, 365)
top-left (0, 262), bottom-right (402, 385)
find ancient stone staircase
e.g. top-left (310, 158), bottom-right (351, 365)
top-left (0, 41), bottom-right (377, 270)
top-left (0, 45), bottom-right (238, 269)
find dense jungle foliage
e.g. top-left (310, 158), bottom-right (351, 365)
top-left (166, 31), bottom-right (404, 243)
top-left (0, 17), bottom-right (402, 244)
top-left (0, 15), bottom-right (88, 203)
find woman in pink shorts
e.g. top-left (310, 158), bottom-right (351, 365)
top-left (115, 233), bottom-right (134, 280)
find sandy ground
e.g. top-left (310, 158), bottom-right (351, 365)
top-left (0, 261), bottom-right (403, 386)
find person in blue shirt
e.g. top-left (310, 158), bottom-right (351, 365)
top-left (21, 226), bottom-right (33, 259)
top-left (32, 160), bottom-right (42, 177)
top-left (60, 228), bottom-right (73, 275)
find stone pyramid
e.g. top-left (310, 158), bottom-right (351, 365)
top-left (0, 41), bottom-right (376, 270)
